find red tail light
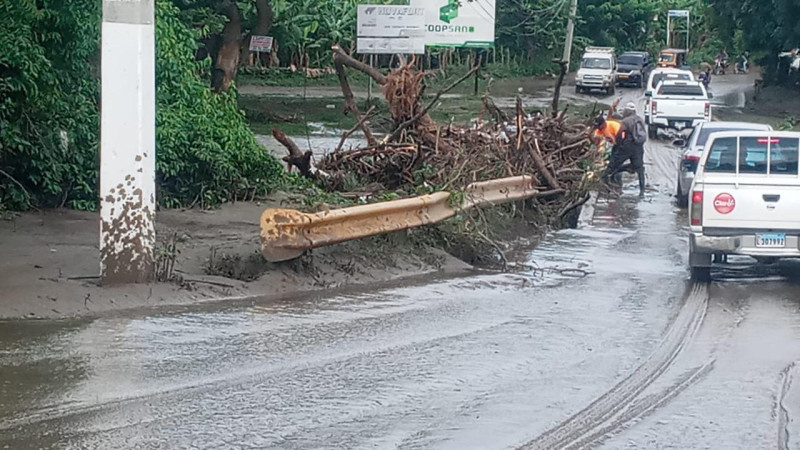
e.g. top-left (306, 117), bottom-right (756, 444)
top-left (704, 102), bottom-right (711, 118)
top-left (652, 101), bottom-right (658, 114)
top-left (684, 155), bottom-right (701, 163)
top-left (691, 191), bottom-right (703, 226)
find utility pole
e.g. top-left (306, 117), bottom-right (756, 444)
top-left (553, 0), bottom-right (578, 113)
top-left (100, 0), bottom-right (157, 285)
top-left (562, 0), bottom-right (579, 73)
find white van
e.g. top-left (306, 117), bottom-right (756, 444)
top-left (689, 131), bottom-right (800, 279)
top-left (575, 47), bottom-right (616, 95)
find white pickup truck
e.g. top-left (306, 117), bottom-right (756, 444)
top-left (689, 131), bottom-right (800, 280)
top-left (575, 47), bottom-right (616, 95)
top-left (646, 79), bottom-right (711, 139)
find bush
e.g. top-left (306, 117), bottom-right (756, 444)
top-left (0, 0), bottom-right (100, 210)
top-left (0, 0), bottom-right (287, 211)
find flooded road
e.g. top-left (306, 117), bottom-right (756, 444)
top-left (0, 180), bottom-right (689, 449)
top-left (3, 75), bottom-right (799, 449)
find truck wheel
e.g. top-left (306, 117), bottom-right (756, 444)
top-left (691, 266), bottom-right (711, 282)
top-left (575, 85), bottom-right (581, 94)
top-left (648, 125), bottom-right (657, 140)
top-left (677, 179), bottom-right (689, 208)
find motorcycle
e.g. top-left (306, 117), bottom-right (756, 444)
top-left (714, 58), bottom-right (728, 75)
top-left (735, 56), bottom-right (749, 74)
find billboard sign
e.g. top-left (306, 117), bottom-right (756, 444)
top-left (411, 0), bottom-right (496, 48)
top-left (357, 5), bottom-right (426, 54)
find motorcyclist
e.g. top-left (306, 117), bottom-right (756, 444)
top-left (698, 69), bottom-right (711, 89)
top-left (601, 103), bottom-right (647, 197)
top-left (715, 49), bottom-right (729, 73)
top-left (737, 51), bottom-right (750, 73)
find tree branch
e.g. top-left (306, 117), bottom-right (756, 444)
top-left (384, 62), bottom-right (481, 144)
top-left (332, 45), bottom-right (387, 85)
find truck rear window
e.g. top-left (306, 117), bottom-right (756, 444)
top-left (704, 137), bottom-right (738, 173)
top-left (658, 85), bottom-right (704, 96)
top-left (704, 137), bottom-right (800, 175)
top-left (740, 137), bottom-right (800, 175)
top-left (770, 139), bottom-right (800, 174)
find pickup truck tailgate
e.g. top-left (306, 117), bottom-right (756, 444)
top-left (655, 96), bottom-right (706, 119)
top-left (702, 183), bottom-right (800, 230)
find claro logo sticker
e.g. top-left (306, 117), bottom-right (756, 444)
top-left (714, 193), bottom-right (736, 214)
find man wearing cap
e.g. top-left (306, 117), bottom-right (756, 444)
top-left (592, 115), bottom-right (623, 184)
top-left (602, 102), bottom-right (647, 196)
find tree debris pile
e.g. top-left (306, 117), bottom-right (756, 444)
top-left (317, 100), bottom-right (598, 196)
top-left (277, 48), bottom-right (604, 228)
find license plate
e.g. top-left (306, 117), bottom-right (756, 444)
top-left (756, 233), bottom-right (786, 248)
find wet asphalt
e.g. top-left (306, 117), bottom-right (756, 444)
top-left (3, 75), bottom-right (800, 450)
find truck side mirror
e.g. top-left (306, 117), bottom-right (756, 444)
top-left (645, 91), bottom-right (652, 97)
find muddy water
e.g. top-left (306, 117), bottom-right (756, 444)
top-left (3, 75), bottom-right (797, 449)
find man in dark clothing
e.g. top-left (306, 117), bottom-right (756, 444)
top-left (602, 103), bottom-right (647, 196)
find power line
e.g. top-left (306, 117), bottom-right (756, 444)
top-left (472, 0), bottom-right (496, 22)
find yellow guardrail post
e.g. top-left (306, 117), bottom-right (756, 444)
top-left (260, 176), bottom-right (538, 262)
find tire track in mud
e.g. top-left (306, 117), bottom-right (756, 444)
top-left (519, 282), bottom-right (709, 450)
top-left (779, 362), bottom-right (798, 450)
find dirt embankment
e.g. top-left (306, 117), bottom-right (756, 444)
top-left (0, 198), bottom-right (472, 320)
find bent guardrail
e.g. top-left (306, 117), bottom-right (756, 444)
top-left (260, 176), bottom-right (538, 262)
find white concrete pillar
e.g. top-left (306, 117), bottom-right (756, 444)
top-left (100, 0), bottom-right (156, 285)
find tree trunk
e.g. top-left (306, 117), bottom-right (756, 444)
top-left (211, 1), bottom-right (242, 93)
top-left (239, 0), bottom-right (274, 67)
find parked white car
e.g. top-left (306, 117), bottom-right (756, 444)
top-left (674, 122), bottom-right (774, 207)
top-left (689, 131), bottom-right (800, 280)
top-left (647, 80), bottom-right (711, 139)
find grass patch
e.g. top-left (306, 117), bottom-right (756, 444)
top-left (239, 94), bottom-right (359, 135)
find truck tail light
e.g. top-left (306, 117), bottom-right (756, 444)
top-left (652, 101), bottom-right (658, 114)
top-left (691, 191), bottom-right (703, 226)
top-left (704, 102), bottom-right (711, 118)
top-left (758, 137), bottom-right (780, 144)
top-left (682, 155), bottom-right (700, 172)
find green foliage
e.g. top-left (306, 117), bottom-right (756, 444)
top-left (0, 0), bottom-right (287, 211)
top-left (270, 0), bottom-right (359, 67)
top-left (155, 0), bottom-right (286, 207)
top-left (779, 116), bottom-right (797, 131)
top-left (0, 0), bottom-right (100, 210)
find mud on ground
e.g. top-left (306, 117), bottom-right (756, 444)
top-left (0, 195), bottom-right (475, 320)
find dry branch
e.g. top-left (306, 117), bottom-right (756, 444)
top-left (273, 129), bottom-right (314, 178)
